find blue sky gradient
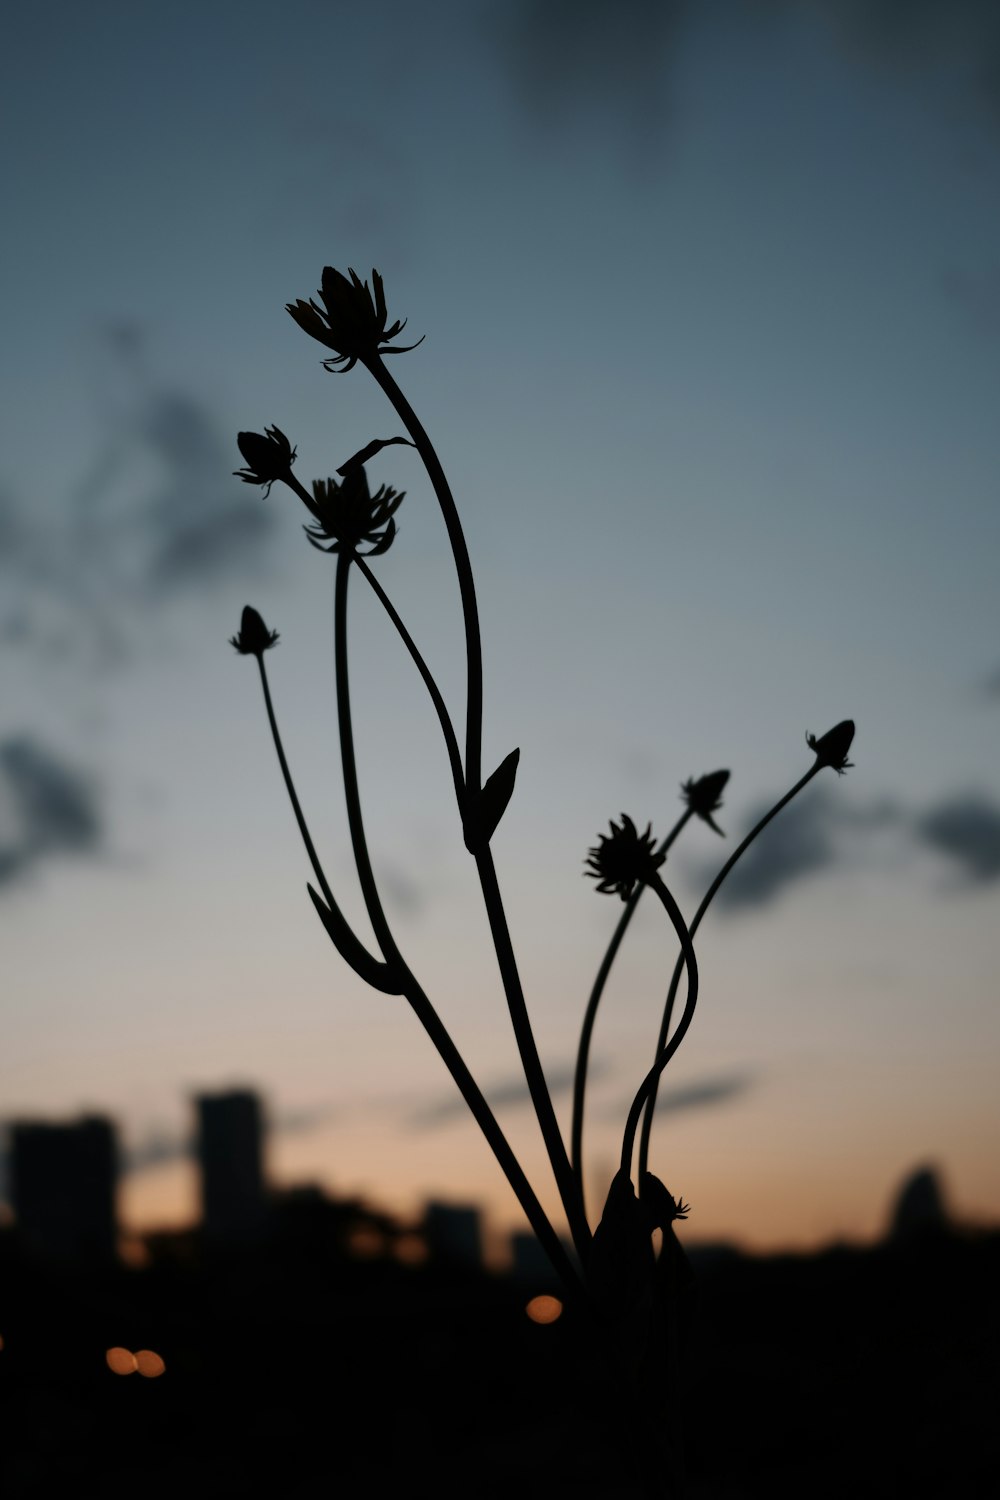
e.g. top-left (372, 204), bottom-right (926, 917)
top-left (2, 0), bottom-right (998, 1250)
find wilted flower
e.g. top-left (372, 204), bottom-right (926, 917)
top-left (286, 266), bottom-right (424, 372)
top-left (304, 468), bottom-right (404, 557)
top-left (230, 605), bottom-right (279, 657)
top-left (233, 427), bottom-right (297, 497)
top-left (806, 719), bottom-right (855, 775)
top-left (585, 815), bottom-right (665, 901)
top-left (681, 769), bottom-right (730, 835)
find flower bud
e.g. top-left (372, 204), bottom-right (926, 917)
top-left (233, 426), bottom-right (297, 496)
top-left (286, 266), bottom-right (424, 372)
top-left (681, 769), bottom-right (730, 835)
top-left (230, 605), bottom-right (279, 657)
top-left (806, 719), bottom-right (855, 775)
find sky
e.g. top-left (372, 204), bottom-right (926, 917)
top-left (2, 0), bottom-right (999, 1256)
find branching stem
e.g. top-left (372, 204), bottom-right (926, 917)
top-left (636, 763), bottom-right (821, 1181)
top-left (572, 809), bottom-right (694, 1226)
top-left (620, 872), bottom-right (699, 1177)
top-left (333, 552), bottom-right (582, 1293)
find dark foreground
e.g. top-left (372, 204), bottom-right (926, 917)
top-left (1, 1219), bottom-right (997, 1498)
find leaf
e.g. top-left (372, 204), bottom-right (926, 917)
top-left (307, 884), bottom-right (404, 994)
top-left (478, 747), bottom-right (520, 844)
top-left (336, 436), bottom-right (415, 477)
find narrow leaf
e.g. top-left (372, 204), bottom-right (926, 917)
top-left (336, 436), bottom-right (415, 477)
top-left (307, 884), bottom-right (404, 994)
top-left (478, 747), bottom-right (520, 845)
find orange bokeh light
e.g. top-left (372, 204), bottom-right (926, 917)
top-left (524, 1294), bottom-right (563, 1325)
top-left (135, 1349), bottom-right (166, 1378)
top-left (106, 1346), bottom-right (137, 1375)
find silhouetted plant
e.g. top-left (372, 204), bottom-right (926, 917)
top-left (231, 266), bottom-right (856, 1497)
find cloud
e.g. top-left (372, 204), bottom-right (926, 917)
top-left (0, 327), bottom-right (276, 668)
top-left (791, 0), bottom-right (1000, 120)
top-left (711, 789), bottom-right (839, 912)
top-left (135, 386), bottom-right (274, 592)
top-left (407, 1059), bottom-right (607, 1130)
top-left (915, 793), bottom-right (1000, 883)
top-left (600, 1068), bottom-right (756, 1121)
top-left (491, 0), bottom-right (688, 147)
top-left (122, 1102), bottom-right (334, 1173)
top-left (701, 787), bottom-right (903, 913)
top-left (0, 737), bottom-right (102, 888)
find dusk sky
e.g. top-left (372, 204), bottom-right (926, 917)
top-left (2, 0), bottom-right (999, 1256)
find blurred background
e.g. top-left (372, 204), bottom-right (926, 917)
top-left (2, 0), bottom-right (998, 1259)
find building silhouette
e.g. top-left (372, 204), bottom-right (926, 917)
top-left (196, 1089), bottom-right (267, 1244)
top-left (9, 1115), bottom-right (118, 1262)
top-left (424, 1200), bottom-right (482, 1268)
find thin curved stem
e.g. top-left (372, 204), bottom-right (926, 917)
top-left (360, 361), bottom-right (587, 1260)
top-left (365, 356), bottom-right (484, 797)
top-left (407, 976), bottom-right (583, 1297)
top-left (475, 842), bottom-right (592, 1262)
top-left (334, 552), bottom-right (399, 958)
top-left (256, 653), bottom-right (399, 990)
top-left (636, 763), bottom-right (821, 1181)
top-left (572, 808), bottom-right (694, 1227)
top-left (257, 654), bottom-right (338, 914)
top-left (621, 872), bottom-right (699, 1177)
top-left (333, 552), bottom-right (581, 1293)
top-left (354, 555), bottom-right (465, 814)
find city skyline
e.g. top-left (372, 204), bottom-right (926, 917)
top-left (2, 1), bottom-right (998, 1254)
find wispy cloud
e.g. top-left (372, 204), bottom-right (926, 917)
top-left (599, 1068), bottom-right (756, 1121)
top-left (710, 789), bottom-right (842, 912)
top-left (406, 1060), bottom-right (607, 1130)
top-left (0, 326), bottom-right (275, 669)
top-left (916, 793), bottom-right (1000, 884)
top-left (0, 737), bottom-right (102, 889)
top-left (491, 0), bottom-right (688, 149)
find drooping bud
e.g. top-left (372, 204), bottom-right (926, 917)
top-left (681, 769), bottom-right (730, 835)
top-left (233, 426), bottom-right (297, 496)
top-left (806, 720), bottom-right (855, 775)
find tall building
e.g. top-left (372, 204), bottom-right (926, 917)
top-left (9, 1115), bottom-right (118, 1262)
top-left (195, 1089), bottom-right (266, 1244)
top-left (424, 1200), bottom-right (482, 1268)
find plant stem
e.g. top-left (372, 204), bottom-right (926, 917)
top-left (636, 763), bottom-right (821, 1181)
top-left (475, 842), bottom-right (593, 1261)
top-left (572, 809), bottom-right (695, 1226)
top-left (333, 552), bottom-right (582, 1294)
top-left (354, 555), bottom-right (466, 815)
top-left (364, 356), bottom-right (483, 796)
top-left (362, 358), bottom-right (589, 1260)
top-left (621, 873), bottom-right (699, 1177)
top-left (256, 654), bottom-right (338, 913)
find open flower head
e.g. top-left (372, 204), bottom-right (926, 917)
top-left (305, 468), bottom-right (403, 557)
top-left (230, 605), bottom-right (279, 658)
top-left (681, 769), bottom-right (730, 835)
top-left (233, 426), bottom-right (297, 497)
top-left (585, 814), bottom-right (665, 901)
top-left (806, 719), bottom-right (855, 775)
top-left (286, 266), bottom-right (424, 372)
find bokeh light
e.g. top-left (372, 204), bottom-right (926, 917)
top-left (135, 1348), bottom-right (166, 1378)
top-left (106, 1346), bottom-right (137, 1375)
top-left (525, 1295), bottom-right (562, 1325)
